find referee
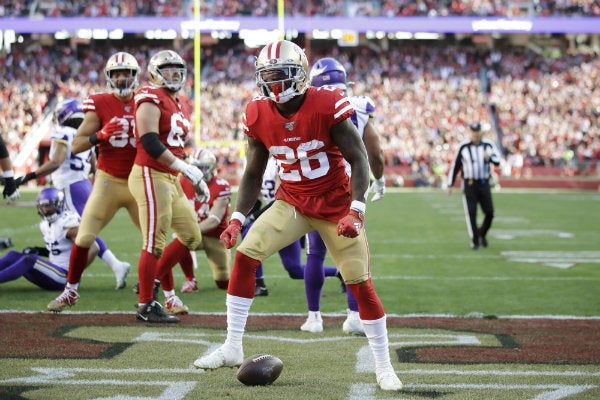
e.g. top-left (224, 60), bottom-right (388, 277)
top-left (448, 122), bottom-right (502, 250)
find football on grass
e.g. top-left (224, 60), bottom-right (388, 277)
top-left (236, 354), bottom-right (283, 386)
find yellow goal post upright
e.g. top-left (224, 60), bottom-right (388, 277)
top-left (191, 0), bottom-right (285, 164)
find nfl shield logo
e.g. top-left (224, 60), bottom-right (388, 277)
top-left (284, 121), bottom-right (295, 131)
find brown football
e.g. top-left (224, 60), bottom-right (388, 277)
top-left (236, 354), bottom-right (283, 386)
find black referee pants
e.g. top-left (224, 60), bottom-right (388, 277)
top-left (462, 179), bottom-right (494, 245)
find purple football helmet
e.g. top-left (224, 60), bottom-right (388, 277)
top-left (37, 187), bottom-right (65, 223)
top-left (309, 57), bottom-right (347, 89)
top-left (55, 98), bottom-right (84, 125)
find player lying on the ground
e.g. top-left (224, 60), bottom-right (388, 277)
top-left (0, 187), bottom-right (98, 291)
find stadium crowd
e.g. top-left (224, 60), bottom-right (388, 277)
top-left (2, 0), bottom-right (599, 17)
top-left (1, 36), bottom-right (599, 186)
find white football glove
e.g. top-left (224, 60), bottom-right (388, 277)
top-left (194, 179), bottom-right (211, 203)
top-left (369, 176), bottom-right (386, 202)
top-left (171, 159), bottom-right (204, 185)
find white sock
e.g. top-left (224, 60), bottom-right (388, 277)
top-left (66, 282), bottom-right (79, 291)
top-left (361, 315), bottom-right (392, 372)
top-left (190, 250), bottom-right (198, 270)
top-left (225, 294), bottom-right (253, 348)
top-left (308, 310), bottom-right (322, 321)
top-left (163, 289), bottom-right (175, 298)
top-left (101, 249), bottom-right (121, 271)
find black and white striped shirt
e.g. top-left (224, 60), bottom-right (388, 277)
top-left (448, 138), bottom-right (501, 186)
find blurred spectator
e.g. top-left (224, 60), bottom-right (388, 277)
top-left (1, 36), bottom-right (599, 181)
top-left (4, 0), bottom-right (599, 17)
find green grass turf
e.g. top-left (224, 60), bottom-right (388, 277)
top-left (1, 187), bottom-right (599, 317)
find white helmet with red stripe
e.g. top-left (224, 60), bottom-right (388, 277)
top-left (104, 52), bottom-right (140, 97)
top-left (255, 40), bottom-right (309, 104)
top-left (191, 148), bottom-right (217, 182)
top-left (147, 50), bottom-right (187, 92)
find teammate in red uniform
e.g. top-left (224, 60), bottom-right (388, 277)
top-left (47, 52), bottom-right (140, 312)
top-left (128, 49), bottom-right (209, 323)
top-left (155, 148), bottom-right (232, 314)
top-left (193, 40), bottom-right (402, 391)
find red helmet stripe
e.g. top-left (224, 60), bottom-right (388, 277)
top-left (267, 41), bottom-right (282, 59)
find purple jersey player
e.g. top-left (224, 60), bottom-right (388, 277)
top-left (0, 187), bottom-right (99, 290)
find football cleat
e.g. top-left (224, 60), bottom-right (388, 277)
top-left (254, 285), bottom-right (269, 297)
top-left (136, 300), bottom-right (179, 323)
top-left (181, 279), bottom-right (198, 293)
top-left (300, 313), bottom-right (323, 333)
top-left (193, 344), bottom-right (244, 369)
top-left (165, 295), bottom-right (189, 315)
top-left (47, 288), bottom-right (78, 312)
top-left (114, 261), bottom-right (130, 290)
top-left (342, 309), bottom-right (365, 336)
top-left (376, 368), bottom-right (403, 391)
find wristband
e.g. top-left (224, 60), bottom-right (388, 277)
top-left (170, 158), bottom-right (188, 172)
top-left (208, 214), bottom-right (222, 224)
top-left (89, 133), bottom-right (99, 145)
top-left (350, 200), bottom-right (366, 214)
top-left (2, 170), bottom-right (14, 178)
top-left (230, 211), bottom-right (246, 225)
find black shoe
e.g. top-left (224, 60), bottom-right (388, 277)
top-left (336, 271), bottom-right (347, 293)
top-left (133, 280), bottom-right (160, 300)
top-left (254, 285), bottom-right (269, 296)
top-left (471, 241), bottom-right (480, 250)
top-left (136, 300), bottom-right (179, 323)
top-left (481, 236), bottom-right (488, 248)
top-left (0, 237), bottom-right (13, 250)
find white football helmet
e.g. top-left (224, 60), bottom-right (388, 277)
top-left (104, 52), bottom-right (140, 97)
top-left (255, 40), bottom-right (308, 104)
top-left (147, 50), bottom-right (187, 91)
top-left (191, 148), bottom-right (217, 182)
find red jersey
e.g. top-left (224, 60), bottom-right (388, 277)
top-left (243, 86), bottom-right (354, 222)
top-left (133, 86), bottom-right (191, 175)
top-left (82, 93), bottom-right (136, 179)
top-left (180, 175), bottom-right (231, 237)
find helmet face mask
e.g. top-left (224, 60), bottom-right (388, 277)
top-left (191, 148), bottom-right (217, 182)
top-left (36, 187), bottom-right (65, 223)
top-left (148, 50), bottom-right (187, 92)
top-left (55, 98), bottom-right (84, 126)
top-left (255, 40), bottom-right (308, 104)
top-left (104, 52), bottom-right (140, 97)
top-left (309, 57), bottom-right (347, 90)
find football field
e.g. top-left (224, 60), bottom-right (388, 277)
top-left (1, 188), bottom-right (599, 399)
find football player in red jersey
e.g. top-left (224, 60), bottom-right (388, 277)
top-left (193, 40), bottom-right (402, 391)
top-left (154, 148), bottom-right (232, 314)
top-left (128, 49), bottom-right (209, 323)
top-left (46, 52), bottom-right (140, 312)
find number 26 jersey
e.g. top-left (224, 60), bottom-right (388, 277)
top-left (242, 86), bottom-right (355, 222)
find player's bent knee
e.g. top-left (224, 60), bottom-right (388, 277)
top-left (75, 233), bottom-right (96, 248)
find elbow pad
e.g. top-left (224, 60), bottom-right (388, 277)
top-left (140, 132), bottom-right (167, 159)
